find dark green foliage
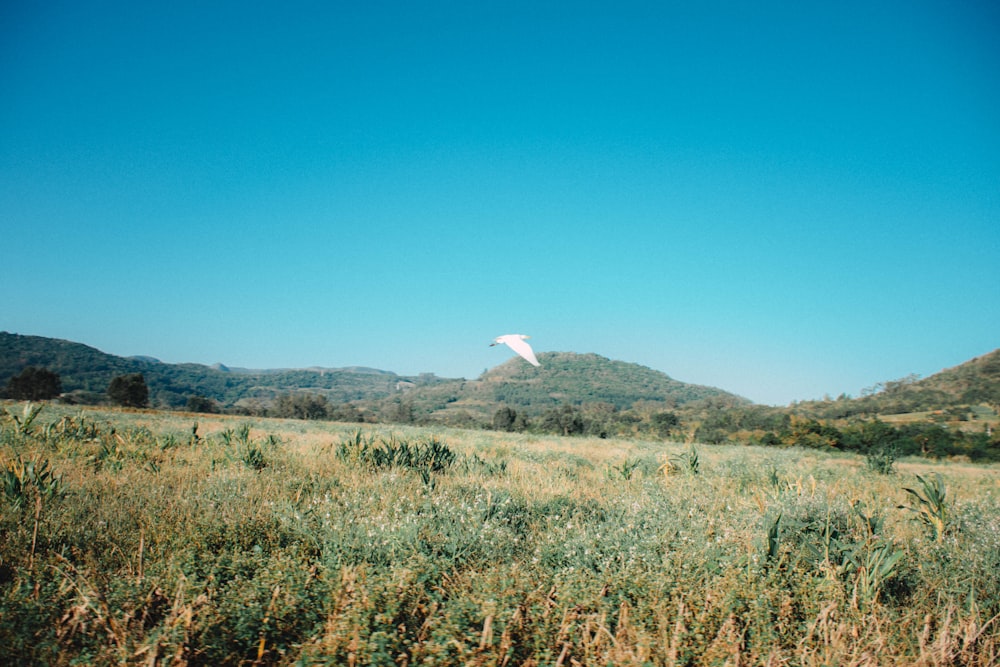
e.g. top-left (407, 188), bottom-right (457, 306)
top-left (4, 366), bottom-right (61, 400)
top-left (671, 444), bottom-right (700, 475)
top-left (765, 513), bottom-right (782, 563)
top-left (273, 392), bottom-right (329, 420)
top-left (3, 334), bottom-right (998, 459)
top-left (336, 430), bottom-right (456, 474)
top-left (794, 350), bottom-right (1000, 419)
top-left (492, 406), bottom-right (519, 431)
top-left (2, 455), bottom-right (64, 509)
top-left (609, 457), bottom-right (641, 480)
top-left (0, 332), bottom-right (447, 410)
top-left (899, 473), bottom-right (948, 541)
top-left (866, 443), bottom-right (898, 474)
top-left (651, 411), bottom-right (679, 437)
top-left (186, 395), bottom-right (218, 413)
top-left (107, 373), bottom-right (148, 408)
top-left (372, 351), bottom-right (747, 429)
top-left (242, 445), bottom-right (267, 471)
top-left (539, 404), bottom-right (585, 436)
top-left (748, 418), bottom-right (1000, 461)
top-left (327, 402), bottom-right (366, 423)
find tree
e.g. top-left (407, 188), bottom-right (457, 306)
top-left (274, 392), bottom-right (329, 420)
top-left (651, 411), bottom-right (680, 438)
top-left (186, 395), bottom-right (218, 413)
top-left (492, 406), bottom-right (518, 432)
top-left (329, 402), bottom-right (366, 423)
top-left (540, 405), bottom-right (585, 436)
top-left (107, 373), bottom-right (149, 408)
top-left (5, 366), bottom-right (62, 400)
top-left (391, 399), bottom-right (415, 424)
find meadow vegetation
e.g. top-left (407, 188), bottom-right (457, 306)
top-left (2, 401), bottom-right (999, 665)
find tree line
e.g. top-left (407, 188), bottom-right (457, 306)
top-left (6, 366), bottom-right (998, 461)
top-left (2, 367), bottom-right (367, 420)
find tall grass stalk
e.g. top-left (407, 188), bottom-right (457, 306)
top-left (899, 472), bottom-right (949, 541)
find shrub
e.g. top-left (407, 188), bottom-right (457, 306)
top-left (5, 367), bottom-right (62, 401)
top-left (336, 430), bottom-right (456, 474)
top-left (107, 373), bottom-right (148, 408)
top-left (865, 443), bottom-right (898, 475)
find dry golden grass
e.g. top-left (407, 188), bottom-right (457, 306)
top-left (2, 402), bottom-right (999, 665)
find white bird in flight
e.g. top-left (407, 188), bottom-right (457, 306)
top-left (491, 334), bottom-right (541, 367)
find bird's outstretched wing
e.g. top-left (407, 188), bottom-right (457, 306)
top-left (501, 335), bottom-right (540, 367)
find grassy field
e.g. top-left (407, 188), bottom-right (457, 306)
top-left (2, 402), bottom-right (1000, 666)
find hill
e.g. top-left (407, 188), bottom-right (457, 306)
top-left (0, 334), bottom-right (745, 423)
top-left (793, 348), bottom-right (1000, 420)
top-left (377, 351), bottom-right (748, 427)
top-left (909, 349), bottom-right (1000, 405)
top-left (4, 332), bottom-right (997, 437)
top-left (0, 332), bottom-right (447, 409)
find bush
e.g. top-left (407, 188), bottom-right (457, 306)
top-left (336, 431), bottom-right (456, 474)
top-left (273, 392), bottom-right (329, 420)
top-left (186, 395), bottom-right (218, 413)
top-left (107, 373), bottom-right (148, 408)
top-left (5, 367), bottom-right (61, 401)
top-left (865, 444), bottom-right (898, 475)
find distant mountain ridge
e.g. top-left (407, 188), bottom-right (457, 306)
top-left (3, 333), bottom-right (997, 425)
top-left (0, 332), bottom-right (446, 408)
top-left (0, 332), bottom-right (742, 415)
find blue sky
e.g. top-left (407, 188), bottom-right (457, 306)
top-left (2, 1), bottom-right (998, 406)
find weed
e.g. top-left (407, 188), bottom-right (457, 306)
top-left (899, 473), bottom-right (948, 541)
top-left (219, 427), bottom-right (236, 447)
top-left (336, 430), bottom-right (456, 475)
top-left (767, 465), bottom-right (783, 490)
top-left (2, 455), bottom-right (64, 509)
top-left (43, 413), bottom-right (101, 443)
top-left (676, 444), bottom-right (700, 474)
top-left (851, 500), bottom-right (885, 538)
top-left (3, 402), bottom-right (45, 436)
top-left (462, 453), bottom-right (508, 477)
top-left (866, 444), bottom-right (898, 475)
top-left (88, 439), bottom-right (127, 473)
top-left (218, 423), bottom-right (254, 448)
top-left (660, 444), bottom-right (700, 477)
top-left (242, 445), bottom-right (267, 471)
top-left (609, 457), bottom-right (641, 481)
top-left (842, 540), bottom-right (905, 608)
top-left (765, 512), bottom-right (783, 564)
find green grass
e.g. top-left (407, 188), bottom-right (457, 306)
top-left (2, 401), bottom-right (1000, 665)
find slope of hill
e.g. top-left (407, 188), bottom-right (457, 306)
top-left (793, 348), bottom-right (1000, 420)
top-left (912, 349), bottom-right (1000, 405)
top-left (6, 332), bottom-right (996, 432)
top-left (384, 351), bottom-right (748, 426)
top-left (1, 333), bottom-right (745, 421)
top-left (1, 332), bottom-right (147, 397)
top-left (0, 332), bottom-right (446, 408)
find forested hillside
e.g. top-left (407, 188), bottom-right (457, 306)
top-left (0, 333), bottom-right (745, 432)
top-left (3, 333), bottom-right (998, 458)
top-left (381, 352), bottom-right (746, 427)
top-left (0, 332), bottom-right (446, 409)
top-left (791, 349), bottom-right (1000, 420)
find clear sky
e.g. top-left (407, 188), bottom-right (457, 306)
top-left (2, 1), bottom-right (998, 406)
